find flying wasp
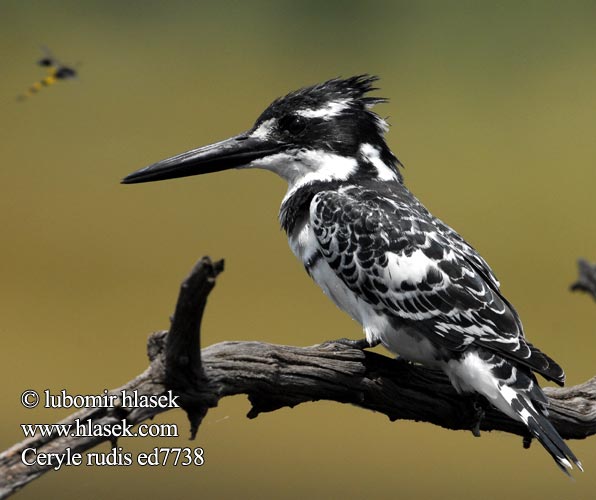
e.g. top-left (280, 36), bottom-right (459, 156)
top-left (17, 47), bottom-right (77, 101)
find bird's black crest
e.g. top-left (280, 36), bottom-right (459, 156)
top-left (288, 74), bottom-right (387, 108)
top-left (258, 75), bottom-right (387, 122)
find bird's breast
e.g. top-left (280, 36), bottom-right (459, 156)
top-left (289, 221), bottom-right (391, 345)
top-left (288, 222), bottom-right (441, 365)
top-left (289, 221), bottom-right (366, 323)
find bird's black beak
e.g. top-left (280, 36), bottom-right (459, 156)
top-left (121, 133), bottom-right (282, 184)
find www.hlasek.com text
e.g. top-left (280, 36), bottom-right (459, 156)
top-left (21, 418), bottom-right (178, 439)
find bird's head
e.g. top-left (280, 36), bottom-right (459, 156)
top-left (122, 75), bottom-right (402, 189)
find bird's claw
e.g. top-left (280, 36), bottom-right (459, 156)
top-left (472, 398), bottom-right (486, 437)
top-left (321, 337), bottom-right (376, 350)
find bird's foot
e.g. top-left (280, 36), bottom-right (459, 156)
top-left (471, 396), bottom-right (486, 437)
top-left (321, 337), bottom-right (379, 350)
top-left (394, 354), bottom-right (412, 366)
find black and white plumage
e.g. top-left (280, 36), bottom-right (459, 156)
top-left (123, 75), bottom-right (581, 474)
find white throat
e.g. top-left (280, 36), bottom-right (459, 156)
top-left (249, 149), bottom-right (358, 202)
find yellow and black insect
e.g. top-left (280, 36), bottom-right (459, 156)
top-left (17, 47), bottom-right (77, 101)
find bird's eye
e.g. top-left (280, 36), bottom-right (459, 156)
top-left (278, 114), bottom-right (307, 135)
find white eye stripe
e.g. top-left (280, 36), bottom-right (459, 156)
top-left (296, 100), bottom-right (350, 120)
top-left (250, 118), bottom-right (276, 139)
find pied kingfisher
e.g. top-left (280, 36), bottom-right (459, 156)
top-left (123, 75), bottom-right (581, 474)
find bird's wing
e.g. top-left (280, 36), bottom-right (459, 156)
top-left (310, 187), bottom-right (564, 384)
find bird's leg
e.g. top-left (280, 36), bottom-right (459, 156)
top-left (392, 354), bottom-right (414, 371)
top-left (322, 337), bottom-right (380, 350)
top-left (471, 394), bottom-right (487, 437)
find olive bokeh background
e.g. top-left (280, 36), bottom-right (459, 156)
top-left (1, 1), bottom-right (595, 498)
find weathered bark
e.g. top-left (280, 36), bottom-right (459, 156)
top-left (571, 258), bottom-right (596, 301)
top-left (1, 257), bottom-right (594, 498)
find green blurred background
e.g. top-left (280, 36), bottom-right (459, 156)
top-left (1, 1), bottom-right (595, 498)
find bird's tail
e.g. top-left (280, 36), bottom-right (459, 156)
top-left (503, 384), bottom-right (582, 475)
top-left (492, 364), bottom-right (582, 475)
top-left (449, 350), bottom-right (582, 474)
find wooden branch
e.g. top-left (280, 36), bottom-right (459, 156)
top-left (0, 256), bottom-right (224, 499)
top-left (571, 258), bottom-right (596, 301)
top-left (165, 257), bottom-right (224, 439)
top-left (1, 257), bottom-right (595, 498)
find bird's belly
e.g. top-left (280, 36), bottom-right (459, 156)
top-left (310, 259), bottom-right (439, 364)
top-left (380, 325), bottom-right (441, 366)
top-left (289, 223), bottom-right (376, 330)
top-left (289, 224), bottom-right (439, 365)
top-left (308, 259), bottom-right (369, 325)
